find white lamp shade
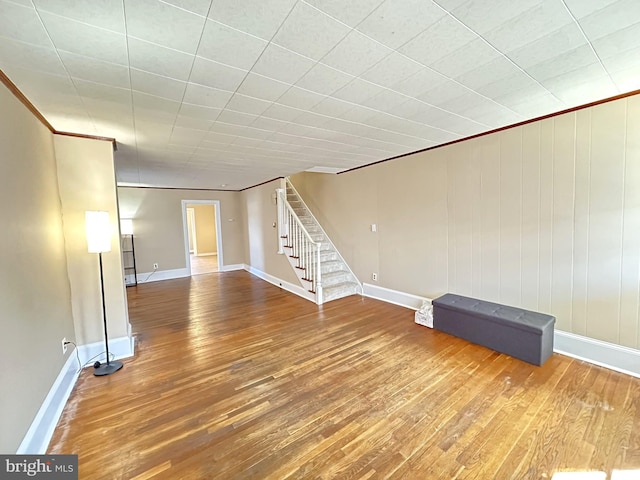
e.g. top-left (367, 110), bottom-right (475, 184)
top-left (120, 218), bottom-right (134, 235)
top-left (86, 211), bottom-right (112, 253)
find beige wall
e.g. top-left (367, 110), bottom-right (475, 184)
top-left (291, 95), bottom-right (640, 350)
top-left (0, 84), bottom-right (75, 452)
top-left (117, 187), bottom-right (244, 272)
top-left (241, 179), bottom-right (299, 284)
top-left (54, 135), bottom-right (129, 345)
top-left (188, 204), bottom-right (217, 255)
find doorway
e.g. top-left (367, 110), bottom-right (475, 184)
top-left (182, 200), bottom-right (223, 275)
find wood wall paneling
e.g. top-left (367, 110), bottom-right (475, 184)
top-left (291, 95), bottom-right (640, 349)
top-left (479, 136), bottom-right (501, 303)
top-left (586, 102), bottom-right (626, 344)
top-left (620, 96), bottom-right (640, 349)
top-left (499, 127), bottom-right (523, 307)
top-left (551, 113), bottom-right (577, 332)
top-left (538, 118), bottom-right (555, 314)
top-left (470, 141), bottom-right (483, 299)
top-left (521, 122), bottom-right (542, 312)
top-left (572, 108), bottom-right (592, 337)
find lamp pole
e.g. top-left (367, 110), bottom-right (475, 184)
top-left (86, 211), bottom-right (123, 377)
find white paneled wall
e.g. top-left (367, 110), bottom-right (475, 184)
top-left (292, 94), bottom-right (640, 350)
top-left (441, 98), bottom-right (640, 348)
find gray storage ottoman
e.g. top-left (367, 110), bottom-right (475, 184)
top-left (432, 294), bottom-right (555, 366)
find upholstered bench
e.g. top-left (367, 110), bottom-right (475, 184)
top-left (432, 294), bottom-right (555, 366)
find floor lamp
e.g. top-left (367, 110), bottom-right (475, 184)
top-left (86, 211), bottom-right (123, 376)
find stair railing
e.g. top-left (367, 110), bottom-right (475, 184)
top-left (277, 188), bottom-right (323, 303)
top-left (284, 178), bottom-right (363, 295)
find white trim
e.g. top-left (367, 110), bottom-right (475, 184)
top-left (362, 283), bottom-right (430, 310)
top-left (553, 330), bottom-right (640, 378)
top-left (221, 264), bottom-right (244, 272)
top-left (195, 252), bottom-right (217, 257)
top-left (16, 334), bottom-right (135, 454)
top-left (137, 268), bottom-right (189, 283)
top-left (244, 264), bottom-right (316, 302)
top-left (16, 353), bottom-right (79, 454)
top-left (77, 335), bottom-right (135, 366)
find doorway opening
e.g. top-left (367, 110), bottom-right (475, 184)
top-left (182, 200), bottom-right (223, 275)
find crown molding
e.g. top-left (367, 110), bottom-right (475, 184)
top-left (0, 68), bottom-right (117, 150)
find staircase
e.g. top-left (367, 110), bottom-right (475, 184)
top-left (277, 179), bottom-right (362, 305)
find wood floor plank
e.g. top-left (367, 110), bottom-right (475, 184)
top-left (48, 271), bottom-right (640, 479)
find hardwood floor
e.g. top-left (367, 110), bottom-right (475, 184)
top-left (190, 253), bottom-right (218, 275)
top-left (49, 271), bottom-right (640, 479)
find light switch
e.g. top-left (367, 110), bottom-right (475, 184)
top-left (371, 224), bottom-right (377, 232)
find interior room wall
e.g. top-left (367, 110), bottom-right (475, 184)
top-left (0, 83), bottom-right (75, 452)
top-left (117, 187), bottom-right (244, 273)
top-left (188, 203), bottom-right (217, 255)
top-left (291, 94), bottom-right (640, 350)
top-left (241, 178), bottom-right (299, 284)
top-left (54, 135), bottom-right (130, 346)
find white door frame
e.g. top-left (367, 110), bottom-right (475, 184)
top-left (181, 200), bottom-right (223, 274)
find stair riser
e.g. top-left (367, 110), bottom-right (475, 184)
top-left (320, 252), bottom-right (338, 262)
top-left (323, 284), bottom-right (359, 302)
top-left (322, 272), bottom-right (354, 286)
top-left (320, 262), bottom-right (346, 274)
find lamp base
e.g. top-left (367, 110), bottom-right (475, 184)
top-left (93, 360), bottom-right (123, 376)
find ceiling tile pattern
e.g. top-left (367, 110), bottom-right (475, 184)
top-left (0, 0), bottom-right (638, 189)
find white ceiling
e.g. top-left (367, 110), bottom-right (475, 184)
top-left (0, 0), bottom-right (638, 190)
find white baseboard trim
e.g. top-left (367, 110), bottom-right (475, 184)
top-left (16, 334), bottom-right (135, 454)
top-left (362, 283), bottom-right (430, 310)
top-left (137, 264), bottom-right (268, 281)
top-left (363, 284), bottom-right (640, 378)
top-left (244, 264), bottom-right (315, 302)
top-left (554, 330), bottom-right (640, 378)
top-left (195, 252), bottom-right (217, 257)
top-left (221, 264), bottom-right (244, 272)
top-left (137, 268), bottom-right (189, 283)
top-left (16, 353), bottom-right (79, 454)
top-left (77, 335), bottom-right (136, 366)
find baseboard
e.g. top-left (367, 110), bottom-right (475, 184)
top-left (362, 283), bottom-right (430, 310)
top-left (16, 352), bottom-right (79, 454)
top-left (137, 268), bottom-right (189, 283)
top-left (363, 284), bottom-right (640, 378)
top-left (221, 264), bottom-right (244, 272)
top-left (554, 330), bottom-right (640, 378)
top-left (17, 334), bottom-right (135, 454)
top-left (244, 264), bottom-right (315, 302)
top-left (195, 252), bottom-right (217, 257)
top-left (77, 335), bottom-right (136, 366)
top-left (138, 265), bottom-right (245, 280)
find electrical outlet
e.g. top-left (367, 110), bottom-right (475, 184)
top-left (153, 263), bottom-right (158, 270)
top-left (372, 273), bottom-right (378, 281)
top-left (61, 337), bottom-right (67, 355)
